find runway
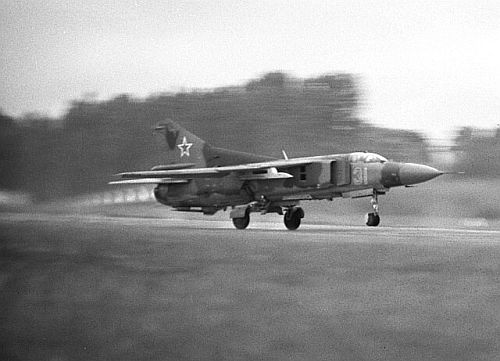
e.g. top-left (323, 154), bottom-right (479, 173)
top-left (1, 211), bottom-right (500, 360)
top-left (2, 211), bottom-right (499, 243)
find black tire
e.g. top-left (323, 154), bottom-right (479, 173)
top-left (284, 209), bottom-right (302, 230)
top-left (366, 212), bottom-right (380, 227)
top-left (232, 213), bottom-right (250, 229)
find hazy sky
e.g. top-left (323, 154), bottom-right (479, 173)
top-left (1, 0), bottom-right (499, 139)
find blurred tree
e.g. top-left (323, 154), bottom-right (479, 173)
top-left (453, 126), bottom-right (500, 176)
top-left (5, 72), bottom-right (431, 201)
top-left (245, 72), bottom-right (288, 91)
top-left (0, 110), bottom-right (22, 190)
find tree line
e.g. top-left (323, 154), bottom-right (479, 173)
top-left (2, 72), bottom-right (471, 202)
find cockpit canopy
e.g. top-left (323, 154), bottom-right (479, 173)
top-left (349, 152), bottom-right (388, 164)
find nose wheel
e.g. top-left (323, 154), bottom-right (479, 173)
top-left (366, 190), bottom-right (380, 227)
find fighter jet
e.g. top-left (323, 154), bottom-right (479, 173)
top-left (110, 119), bottom-right (443, 230)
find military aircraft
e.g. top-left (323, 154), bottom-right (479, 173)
top-left (110, 119), bottom-right (443, 230)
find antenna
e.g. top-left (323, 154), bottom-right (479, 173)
top-left (281, 150), bottom-right (289, 160)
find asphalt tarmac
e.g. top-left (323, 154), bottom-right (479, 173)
top-left (1, 212), bottom-right (500, 360)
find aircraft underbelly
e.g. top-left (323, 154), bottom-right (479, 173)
top-left (256, 183), bottom-right (382, 202)
top-left (255, 183), bottom-right (338, 201)
top-left (154, 179), bottom-right (251, 207)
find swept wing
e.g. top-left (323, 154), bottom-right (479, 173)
top-left (112, 158), bottom-right (313, 184)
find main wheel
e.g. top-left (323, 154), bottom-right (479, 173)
top-left (232, 213), bottom-right (250, 229)
top-left (365, 212), bottom-right (380, 227)
top-left (284, 208), bottom-right (302, 230)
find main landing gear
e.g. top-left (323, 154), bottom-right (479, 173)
top-left (231, 205), bottom-right (304, 230)
top-left (232, 210), bottom-right (250, 229)
top-left (365, 190), bottom-right (381, 227)
top-left (284, 207), bottom-right (304, 231)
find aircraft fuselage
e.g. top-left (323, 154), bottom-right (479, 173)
top-left (153, 152), bottom-right (441, 212)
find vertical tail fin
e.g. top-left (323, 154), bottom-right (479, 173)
top-left (154, 119), bottom-right (275, 169)
top-left (154, 119), bottom-right (208, 167)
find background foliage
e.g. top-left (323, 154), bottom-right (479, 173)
top-left (1, 72), bottom-right (497, 202)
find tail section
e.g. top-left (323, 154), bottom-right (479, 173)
top-left (155, 119), bottom-right (276, 168)
top-left (154, 119), bottom-right (208, 168)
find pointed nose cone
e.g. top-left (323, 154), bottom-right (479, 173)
top-left (399, 163), bottom-right (443, 186)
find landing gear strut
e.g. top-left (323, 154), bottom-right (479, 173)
top-left (284, 207), bottom-right (304, 230)
top-left (366, 190), bottom-right (380, 227)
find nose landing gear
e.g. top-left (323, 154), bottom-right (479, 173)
top-left (366, 190), bottom-right (381, 227)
